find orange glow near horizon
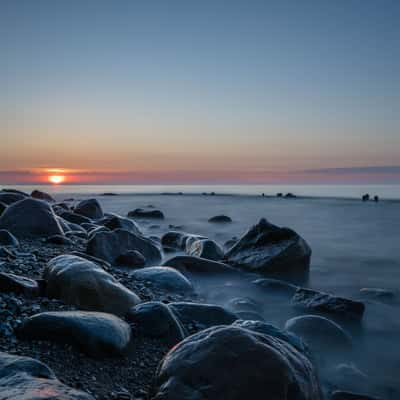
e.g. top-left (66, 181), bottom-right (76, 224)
top-left (48, 175), bottom-right (65, 184)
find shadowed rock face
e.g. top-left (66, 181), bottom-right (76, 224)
top-left (224, 218), bottom-right (311, 282)
top-left (74, 199), bottom-right (104, 220)
top-left (31, 190), bottom-right (55, 202)
top-left (0, 272), bottom-right (39, 297)
top-left (60, 211), bottom-right (92, 225)
top-left (330, 391), bottom-right (382, 400)
top-left (87, 229), bottom-right (162, 265)
top-left (0, 352), bottom-right (94, 400)
top-left (0, 198), bottom-right (64, 238)
top-left (128, 208), bottom-right (164, 219)
top-left (19, 311), bottom-right (132, 358)
top-left (43, 255), bottom-right (140, 316)
top-left (151, 326), bottom-right (323, 400)
top-left (0, 192), bottom-right (27, 205)
top-left (0, 229), bottom-right (19, 246)
top-left (208, 215), bottom-right (232, 223)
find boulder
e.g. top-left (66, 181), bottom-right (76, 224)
top-left (0, 192), bottom-right (26, 205)
top-left (99, 214), bottom-right (141, 235)
top-left (128, 208), bottom-right (164, 219)
top-left (116, 250), bottom-right (146, 268)
top-left (253, 278), bottom-right (298, 295)
top-left (0, 272), bottom-right (39, 297)
top-left (126, 301), bottom-right (186, 346)
top-left (224, 218), bottom-right (311, 281)
top-left (45, 234), bottom-right (74, 245)
top-left (330, 391), bottom-right (381, 400)
top-left (285, 315), bottom-right (352, 360)
top-left (169, 302), bottom-right (238, 329)
top-left (19, 311), bottom-right (131, 358)
top-left (60, 211), bottom-right (92, 225)
top-left (44, 255), bottom-right (140, 315)
top-left (0, 229), bottom-right (19, 246)
top-left (208, 215), bottom-right (232, 223)
top-left (31, 189), bottom-right (55, 202)
top-left (291, 288), bottom-right (365, 321)
top-left (87, 229), bottom-right (162, 265)
top-left (0, 351), bottom-right (94, 400)
top-left (132, 267), bottom-right (194, 294)
top-left (161, 231), bottom-right (187, 251)
top-left (0, 198), bottom-right (64, 238)
top-left (186, 238), bottom-right (224, 261)
top-left (151, 326), bottom-right (322, 400)
top-left (74, 198), bottom-right (104, 220)
top-left (163, 255), bottom-right (238, 275)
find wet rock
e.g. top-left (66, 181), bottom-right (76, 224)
top-left (99, 214), bottom-right (141, 235)
top-left (87, 225), bottom-right (110, 239)
top-left (224, 237), bottom-right (237, 249)
top-left (151, 325), bottom-right (322, 400)
top-left (87, 229), bottom-right (162, 265)
top-left (186, 238), bottom-right (224, 261)
top-left (285, 315), bottom-right (352, 361)
top-left (0, 229), bottom-right (19, 246)
top-left (208, 215), bottom-right (232, 223)
top-left (45, 234), bottom-right (74, 245)
top-left (44, 255), bottom-right (140, 315)
top-left (169, 302), bottom-right (238, 329)
top-left (0, 272), bottom-right (39, 297)
top-left (19, 311), bottom-right (131, 358)
top-left (163, 255), bottom-right (238, 275)
top-left (0, 351), bottom-right (94, 399)
top-left (31, 189), bottom-right (55, 202)
top-left (0, 192), bottom-right (26, 205)
top-left (74, 198), bottom-right (104, 220)
top-left (132, 267), bottom-right (194, 294)
top-left (126, 301), bottom-right (186, 346)
top-left (128, 208), bottom-right (164, 219)
top-left (60, 211), bottom-right (92, 225)
top-left (291, 288), bottom-right (365, 321)
top-left (69, 251), bottom-right (112, 270)
top-left (253, 278), bottom-right (298, 295)
top-left (224, 218), bottom-right (311, 281)
top-left (161, 231), bottom-right (187, 251)
top-left (0, 198), bottom-right (64, 238)
top-left (116, 250), bottom-right (146, 268)
top-left (330, 391), bottom-right (381, 400)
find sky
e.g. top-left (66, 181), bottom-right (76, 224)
top-left (1, 0), bottom-right (399, 184)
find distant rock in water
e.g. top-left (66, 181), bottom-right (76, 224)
top-left (31, 189), bottom-right (55, 202)
top-left (362, 194), bottom-right (370, 201)
top-left (208, 215), bottom-right (232, 223)
top-left (285, 192), bottom-right (297, 198)
top-left (291, 288), bottom-right (365, 321)
top-left (0, 198), bottom-right (64, 238)
top-left (128, 208), bottom-right (164, 219)
top-left (74, 199), bottom-right (104, 220)
top-left (224, 218), bottom-right (311, 281)
top-left (151, 325), bottom-right (323, 400)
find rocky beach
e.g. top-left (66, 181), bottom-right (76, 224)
top-left (0, 188), bottom-right (399, 400)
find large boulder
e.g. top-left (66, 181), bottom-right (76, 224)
top-left (31, 189), bottom-right (55, 202)
top-left (151, 326), bottom-right (322, 400)
top-left (0, 198), bottom-right (64, 238)
top-left (74, 198), bottom-right (104, 220)
top-left (60, 211), bottom-right (92, 225)
top-left (43, 255), bottom-right (140, 316)
top-left (99, 214), bottom-right (141, 235)
top-left (0, 192), bottom-right (26, 205)
top-left (186, 238), bottom-right (224, 261)
top-left (19, 311), bottom-right (131, 358)
top-left (0, 229), bottom-right (19, 246)
top-left (128, 208), bottom-right (164, 219)
top-left (163, 255), bottom-right (238, 275)
top-left (126, 301), bottom-right (186, 346)
top-left (0, 352), bottom-right (93, 400)
top-left (132, 267), bottom-right (194, 294)
top-left (161, 231), bottom-right (206, 252)
top-left (87, 229), bottom-right (162, 265)
top-left (0, 272), bottom-right (39, 297)
top-left (291, 288), bottom-right (365, 321)
top-left (169, 302), bottom-right (238, 329)
top-left (224, 218), bottom-right (311, 281)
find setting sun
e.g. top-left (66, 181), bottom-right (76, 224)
top-left (48, 175), bottom-right (65, 184)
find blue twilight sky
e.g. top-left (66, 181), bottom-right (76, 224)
top-left (1, 0), bottom-right (399, 184)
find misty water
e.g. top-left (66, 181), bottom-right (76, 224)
top-left (7, 185), bottom-right (400, 398)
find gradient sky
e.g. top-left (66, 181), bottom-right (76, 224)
top-left (1, 0), bottom-right (399, 184)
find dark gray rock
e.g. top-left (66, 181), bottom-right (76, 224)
top-left (0, 198), bottom-right (64, 238)
top-left (19, 311), bottom-right (131, 358)
top-left (128, 208), bottom-right (164, 219)
top-left (0, 351), bottom-right (94, 399)
top-left (186, 238), bottom-right (224, 261)
top-left (330, 391), bottom-right (381, 400)
top-left (0, 201), bottom-right (6, 216)
top-left (126, 301), bottom-right (186, 346)
top-left (169, 302), bottom-right (238, 329)
top-left (31, 189), bottom-right (55, 202)
top-left (224, 218), bottom-right (311, 281)
top-left (0, 192), bottom-right (26, 205)
top-left (0, 272), bottom-right (39, 297)
top-left (208, 215), bottom-right (232, 223)
top-left (253, 278), bottom-right (298, 295)
top-left (163, 255), bottom-right (238, 275)
top-left (87, 229), bottom-right (162, 265)
top-left (161, 231), bottom-right (187, 251)
top-left (151, 325), bottom-right (322, 400)
top-left (99, 214), bottom-right (141, 235)
top-left (45, 234), bottom-right (74, 245)
top-left (132, 267), bottom-right (194, 294)
top-left (60, 211), bottom-right (92, 225)
top-left (0, 229), bottom-right (19, 246)
top-left (44, 255), bottom-right (140, 315)
top-left (291, 288), bottom-right (365, 321)
top-left (74, 198), bottom-right (104, 220)
top-left (116, 250), bottom-right (146, 268)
